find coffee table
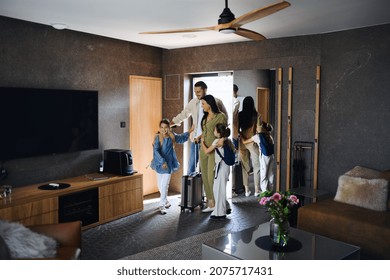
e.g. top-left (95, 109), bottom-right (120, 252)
top-left (202, 222), bottom-right (360, 260)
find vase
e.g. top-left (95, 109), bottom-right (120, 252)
top-left (269, 218), bottom-right (290, 247)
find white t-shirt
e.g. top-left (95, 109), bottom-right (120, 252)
top-left (194, 101), bottom-right (204, 138)
top-left (212, 138), bottom-right (223, 164)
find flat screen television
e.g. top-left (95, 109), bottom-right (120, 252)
top-left (0, 87), bottom-right (99, 161)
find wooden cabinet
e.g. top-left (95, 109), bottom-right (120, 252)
top-left (0, 197), bottom-right (58, 225)
top-left (0, 173), bottom-right (143, 229)
top-left (99, 177), bottom-right (143, 223)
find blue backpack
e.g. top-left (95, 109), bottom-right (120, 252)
top-left (216, 140), bottom-right (236, 166)
top-left (259, 133), bottom-right (274, 156)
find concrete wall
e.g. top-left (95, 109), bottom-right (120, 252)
top-left (162, 24), bottom-right (390, 194)
top-left (1, 15), bottom-right (389, 195)
top-left (0, 16), bottom-right (162, 187)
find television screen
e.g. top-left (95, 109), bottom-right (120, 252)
top-left (0, 87), bottom-right (99, 161)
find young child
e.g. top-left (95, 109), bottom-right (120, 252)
top-left (201, 123), bottom-right (234, 220)
top-left (242, 122), bottom-right (275, 193)
top-left (150, 119), bottom-right (193, 214)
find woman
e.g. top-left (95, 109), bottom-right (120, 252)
top-left (238, 96), bottom-right (262, 196)
top-left (197, 95), bottom-right (227, 212)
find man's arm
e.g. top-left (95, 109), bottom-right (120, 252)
top-left (172, 98), bottom-right (196, 126)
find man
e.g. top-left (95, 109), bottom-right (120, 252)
top-left (172, 81), bottom-right (228, 175)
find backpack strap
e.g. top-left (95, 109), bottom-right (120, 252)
top-left (215, 146), bottom-right (223, 160)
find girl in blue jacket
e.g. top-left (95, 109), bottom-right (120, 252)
top-left (150, 119), bottom-right (193, 214)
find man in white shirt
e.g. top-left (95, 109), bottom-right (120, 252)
top-left (172, 81), bottom-right (228, 175)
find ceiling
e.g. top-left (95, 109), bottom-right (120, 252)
top-left (1, 0), bottom-right (390, 49)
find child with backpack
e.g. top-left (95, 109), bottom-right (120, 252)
top-left (150, 119), bottom-right (193, 215)
top-left (201, 123), bottom-right (235, 220)
top-left (242, 121), bottom-right (275, 193)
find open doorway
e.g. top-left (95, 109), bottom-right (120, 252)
top-left (191, 73), bottom-right (234, 196)
top-left (182, 70), bottom-right (275, 198)
top-left (193, 73), bottom-right (234, 134)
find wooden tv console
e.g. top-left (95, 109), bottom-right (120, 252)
top-left (0, 173), bottom-right (143, 229)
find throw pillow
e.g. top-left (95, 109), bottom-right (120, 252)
top-left (334, 175), bottom-right (389, 211)
top-left (344, 166), bottom-right (381, 179)
top-left (0, 220), bottom-right (57, 259)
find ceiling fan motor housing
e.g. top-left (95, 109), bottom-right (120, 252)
top-left (218, 7), bottom-right (235, 24)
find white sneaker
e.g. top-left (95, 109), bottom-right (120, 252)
top-left (159, 206), bottom-right (167, 215)
top-left (202, 207), bottom-right (215, 213)
top-left (254, 192), bottom-right (260, 197)
top-left (165, 201), bottom-right (171, 208)
top-left (232, 191), bottom-right (238, 197)
top-left (245, 191), bottom-right (251, 197)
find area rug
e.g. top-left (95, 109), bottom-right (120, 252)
top-left (121, 227), bottom-right (232, 260)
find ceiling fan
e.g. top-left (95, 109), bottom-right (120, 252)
top-left (140, 0), bottom-right (291, 41)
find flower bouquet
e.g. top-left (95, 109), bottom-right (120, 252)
top-left (259, 190), bottom-right (299, 246)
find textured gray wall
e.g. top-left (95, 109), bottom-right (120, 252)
top-left (1, 15), bottom-right (389, 195)
top-left (0, 16), bottom-right (162, 187)
top-left (162, 24), bottom-right (390, 194)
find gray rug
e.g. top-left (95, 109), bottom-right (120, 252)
top-left (121, 227), bottom-right (231, 260)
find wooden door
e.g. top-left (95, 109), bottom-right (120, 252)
top-left (129, 76), bottom-right (162, 195)
top-left (257, 87), bottom-right (270, 123)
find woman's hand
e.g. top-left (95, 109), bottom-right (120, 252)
top-left (195, 135), bottom-right (202, 144)
top-left (162, 163), bottom-right (168, 169)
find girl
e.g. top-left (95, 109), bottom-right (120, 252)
top-left (197, 95), bottom-right (227, 212)
top-left (150, 119), bottom-right (193, 214)
top-left (201, 123), bottom-right (233, 219)
top-left (238, 96), bottom-right (262, 197)
top-left (242, 122), bottom-right (275, 192)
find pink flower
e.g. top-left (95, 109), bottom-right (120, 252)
top-left (272, 192), bottom-right (282, 202)
top-left (259, 197), bottom-right (269, 206)
top-left (289, 195), bottom-right (299, 205)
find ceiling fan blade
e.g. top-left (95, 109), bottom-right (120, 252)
top-left (235, 28), bottom-right (266, 41)
top-left (140, 26), bottom-right (216, 34)
top-left (231, 1), bottom-right (291, 28)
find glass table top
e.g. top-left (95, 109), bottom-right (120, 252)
top-left (203, 222), bottom-right (360, 260)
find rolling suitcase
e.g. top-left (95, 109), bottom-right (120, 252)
top-left (180, 173), bottom-right (204, 213)
top-left (232, 162), bottom-right (245, 195)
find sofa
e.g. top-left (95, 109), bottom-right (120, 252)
top-left (0, 220), bottom-right (82, 260)
top-left (297, 166), bottom-right (390, 259)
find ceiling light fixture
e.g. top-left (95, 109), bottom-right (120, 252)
top-left (51, 23), bottom-right (68, 30)
top-left (219, 28), bottom-right (236, 34)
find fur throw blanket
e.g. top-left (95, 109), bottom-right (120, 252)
top-left (0, 220), bottom-right (57, 259)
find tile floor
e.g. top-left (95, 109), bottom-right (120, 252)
top-left (81, 188), bottom-right (269, 260)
